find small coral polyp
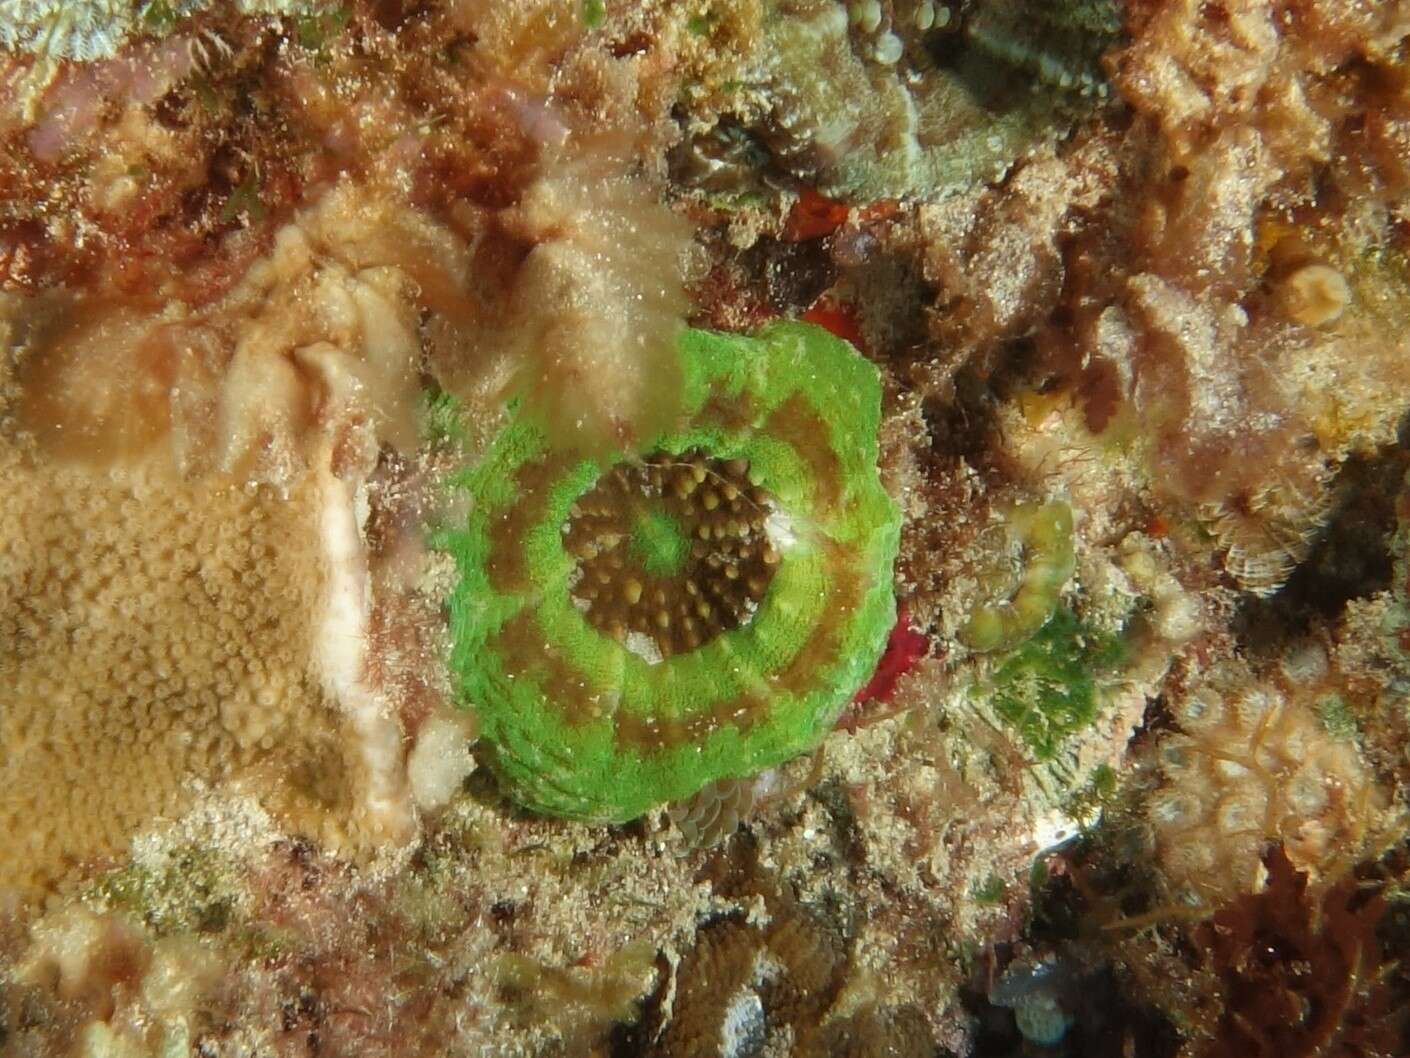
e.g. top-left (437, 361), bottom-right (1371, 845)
top-left (439, 321), bottom-right (901, 822)
top-left (564, 450), bottom-right (779, 661)
top-left (961, 500), bottom-right (1076, 654)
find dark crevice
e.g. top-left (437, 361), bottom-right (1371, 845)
top-left (924, 338), bottom-right (1039, 471)
top-left (1236, 439), bottom-right (1409, 653)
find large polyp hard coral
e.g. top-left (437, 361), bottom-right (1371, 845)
top-left (438, 321), bottom-right (901, 821)
top-left (1146, 659), bottom-right (1400, 908)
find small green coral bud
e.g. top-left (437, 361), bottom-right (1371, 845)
top-left (437, 321), bottom-right (901, 822)
top-left (961, 501), bottom-right (1075, 653)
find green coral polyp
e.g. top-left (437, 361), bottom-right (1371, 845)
top-left (628, 509), bottom-right (691, 577)
top-left (439, 322), bottom-right (901, 822)
top-left (960, 501), bottom-right (1075, 654)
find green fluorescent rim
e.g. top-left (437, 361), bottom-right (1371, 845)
top-left (437, 321), bottom-right (901, 822)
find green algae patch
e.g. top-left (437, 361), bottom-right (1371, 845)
top-left (982, 607), bottom-right (1126, 763)
top-left (436, 322), bottom-right (901, 822)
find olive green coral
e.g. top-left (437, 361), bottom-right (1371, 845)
top-left (437, 321), bottom-right (901, 822)
top-left (961, 501), bottom-right (1076, 654)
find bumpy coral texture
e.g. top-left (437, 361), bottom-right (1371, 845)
top-left (1148, 660), bottom-right (1397, 907)
top-left (0, 0), bottom-right (705, 893)
top-left (0, 458), bottom-right (368, 901)
top-left (685, 0), bottom-right (1121, 201)
top-left (439, 321), bottom-right (901, 821)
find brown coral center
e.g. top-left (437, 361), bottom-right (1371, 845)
top-left (562, 450), bottom-right (780, 661)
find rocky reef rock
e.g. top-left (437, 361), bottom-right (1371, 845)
top-left (2, 1), bottom-right (1408, 1056)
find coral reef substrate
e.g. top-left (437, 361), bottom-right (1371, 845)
top-left (1, 0), bottom-right (1409, 1056)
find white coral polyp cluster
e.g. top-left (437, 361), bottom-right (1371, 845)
top-left (1148, 660), bottom-right (1400, 906)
